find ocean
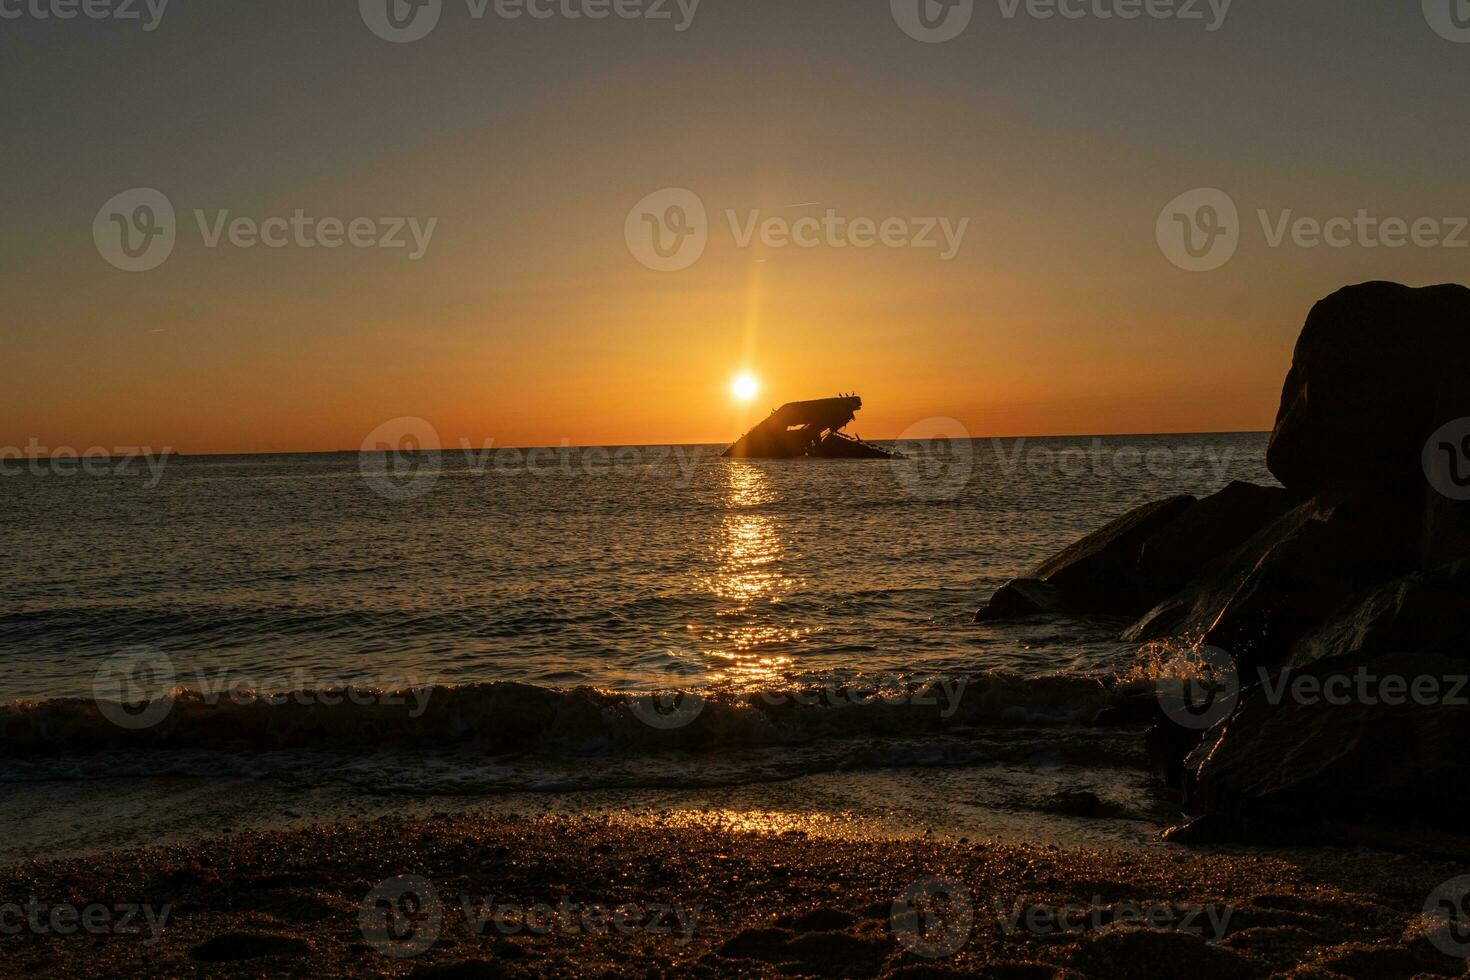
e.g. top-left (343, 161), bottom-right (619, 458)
top-left (0, 433), bottom-right (1272, 860)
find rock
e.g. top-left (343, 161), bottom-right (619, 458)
top-left (719, 926), bottom-right (796, 961)
top-left (1421, 385), bottom-right (1470, 567)
top-left (1288, 561), bottom-right (1470, 670)
top-left (1136, 482), bottom-right (1294, 594)
top-left (976, 496), bottom-right (1196, 620)
top-left (1182, 651), bottom-right (1470, 829)
top-left (1145, 718), bottom-right (1212, 790)
top-left (1032, 495), bottom-right (1197, 597)
top-left (1123, 489), bottom-right (1420, 677)
top-left (785, 908), bottom-right (858, 932)
top-left (1267, 281), bottom-right (1470, 497)
top-left (190, 932), bottom-right (312, 962)
top-left (1043, 790), bottom-right (1105, 818)
top-left (719, 924), bottom-right (889, 976)
top-left (1313, 943), bottom-right (1424, 979)
top-left (1089, 686), bottom-right (1159, 727)
top-left (973, 579), bottom-right (1067, 621)
top-left (1068, 926), bottom-right (1258, 979)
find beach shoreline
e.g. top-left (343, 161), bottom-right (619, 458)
top-left (3, 809), bottom-right (1467, 978)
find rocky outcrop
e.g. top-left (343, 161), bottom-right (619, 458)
top-left (978, 281), bottom-right (1470, 842)
top-left (1136, 481), bottom-right (1293, 595)
top-left (1124, 488), bottom-right (1421, 677)
top-left (1032, 495), bottom-right (1198, 592)
top-left (974, 495), bottom-right (1195, 621)
top-left (972, 578), bottom-right (1068, 621)
top-left (1181, 651), bottom-right (1470, 829)
top-left (1267, 281), bottom-right (1470, 496)
top-left (1288, 561), bottom-right (1470, 670)
top-left (976, 485), bottom-right (1293, 625)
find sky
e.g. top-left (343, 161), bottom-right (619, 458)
top-left (4, 0), bottom-right (1469, 453)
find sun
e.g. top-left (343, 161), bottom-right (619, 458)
top-left (731, 373), bottom-right (760, 401)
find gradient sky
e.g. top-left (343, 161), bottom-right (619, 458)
top-left (5, 0), bottom-right (1469, 453)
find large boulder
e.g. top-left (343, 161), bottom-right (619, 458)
top-left (1031, 494), bottom-right (1198, 593)
top-left (1421, 405), bottom-right (1470, 566)
top-left (1288, 560), bottom-right (1470, 671)
top-left (1124, 489), bottom-right (1420, 676)
top-left (972, 578), bottom-right (1067, 622)
top-left (974, 495), bottom-right (1195, 621)
top-left (1136, 481), bottom-right (1293, 595)
top-left (1267, 281), bottom-right (1470, 496)
top-left (1181, 651), bottom-right (1470, 829)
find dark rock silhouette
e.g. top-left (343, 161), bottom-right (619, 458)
top-left (1031, 495), bottom-right (1197, 595)
top-left (1123, 488), bottom-right (1420, 678)
top-left (978, 281), bottom-right (1470, 842)
top-left (1136, 481), bottom-right (1293, 594)
top-left (1182, 650), bottom-right (1470, 827)
top-left (972, 577), bottom-right (1068, 621)
top-left (1267, 281), bottom-right (1470, 495)
top-left (1288, 561), bottom-right (1470, 670)
top-left (974, 495), bottom-right (1195, 621)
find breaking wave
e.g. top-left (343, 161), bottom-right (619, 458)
top-left (0, 672), bottom-right (1146, 785)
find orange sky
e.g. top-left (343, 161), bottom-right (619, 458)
top-left (6, 3), bottom-right (1468, 454)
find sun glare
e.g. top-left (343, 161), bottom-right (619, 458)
top-left (732, 373), bottom-right (759, 401)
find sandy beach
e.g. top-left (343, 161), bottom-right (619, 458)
top-left (2, 810), bottom-right (1467, 978)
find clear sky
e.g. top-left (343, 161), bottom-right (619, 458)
top-left (5, 0), bottom-right (1469, 452)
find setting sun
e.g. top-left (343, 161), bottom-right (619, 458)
top-left (732, 373), bottom-right (760, 402)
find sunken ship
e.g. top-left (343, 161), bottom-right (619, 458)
top-left (722, 394), bottom-right (904, 460)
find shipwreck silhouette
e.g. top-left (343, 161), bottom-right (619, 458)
top-left (722, 394), bottom-right (904, 460)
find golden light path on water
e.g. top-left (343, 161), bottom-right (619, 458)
top-left (691, 462), bottom-right (809, 691)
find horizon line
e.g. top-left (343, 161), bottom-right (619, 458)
top-left (47, 429), bottom-right (1273, 460)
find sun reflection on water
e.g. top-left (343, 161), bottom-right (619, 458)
top-left (691, 463), bottom-right (808, 691)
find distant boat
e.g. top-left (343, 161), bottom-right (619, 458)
top-left (722, 394), bottom-right (905, 460)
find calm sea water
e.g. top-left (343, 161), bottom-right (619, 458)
top-left (3, 434), bottom-right (1270, 702)
top-left (0, 433), bottom-right (1274, 858)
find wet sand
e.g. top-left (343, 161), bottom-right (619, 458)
top-left (2, 810), bottom-right (1467, 978)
